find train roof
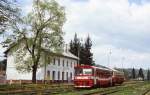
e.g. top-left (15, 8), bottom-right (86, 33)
top-left (75, 65), bottom-right (112, 71)
top-left (111, 68), bottom-right (124, 74)
top-left (92, 65), bottom-right (112, 71)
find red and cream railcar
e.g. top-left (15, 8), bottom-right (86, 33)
top-left (74, 65), bottom-right (113, 88)
top-left (112, 69), bottom-right (124, 85)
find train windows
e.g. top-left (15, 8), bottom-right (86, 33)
top-left (96, 71), bottom-right (99, 76)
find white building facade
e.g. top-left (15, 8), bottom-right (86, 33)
top-left (6, 50), bottom-right (78, 83)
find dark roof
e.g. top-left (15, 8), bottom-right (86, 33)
top-left (42, 49), bottom-right (79, 60)
top-left (5, 39), bottom-right (79, 60)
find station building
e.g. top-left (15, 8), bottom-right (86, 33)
top-left (5, 44), bottom-right (79, 84)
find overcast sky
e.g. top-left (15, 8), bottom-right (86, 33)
top-left (2, 0), bottom-right (150, 69)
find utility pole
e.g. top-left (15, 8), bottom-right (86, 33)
top-left (108, 49), bottom-right (112, 86)
top-left (121, 57), bottom-right (125, 72)
top-left (77, 45), bottom-right (80, 66)
top-left (108, 49), bottom-right (112, 68)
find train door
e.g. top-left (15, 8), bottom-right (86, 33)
top-left (95, 69), bottom-right (100, 87)
top-left (93, 68), bottom-right (97, 86)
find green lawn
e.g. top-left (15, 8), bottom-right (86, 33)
top-left (0, 81), bottom-right (150, 95)
top-left (109, 81), bottom-right (150, 95)
top-left (63, 81), bottom-right (150, 95)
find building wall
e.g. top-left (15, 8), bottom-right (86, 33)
top-left (6, 54), bottom-right (33, 80)
top-left (44, 57), bottom-right (77, 81)
top-left (6, 52), bottom-right (77, 83)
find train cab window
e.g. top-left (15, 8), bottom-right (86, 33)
top-left (83, 69), bottom-right (92, 75)
top-left (96, 71), bottom-right (99, 76)
top-left (75, 68), bottom-right (93, 75)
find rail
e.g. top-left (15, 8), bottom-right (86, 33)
top-left (142, 89), bottom-right (150, 95)
top-left (83, 81), bottom-right (146, 95)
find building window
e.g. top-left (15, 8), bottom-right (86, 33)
top-left (63, 60), bottom-right (64, 67)
top-left (62, 72), bottom-right (64, 81)
top-left (47, 71), bottom-right (50, 79)
top-left (58, 71), bottom-right (60, 80)
top-left (58, 58), bottom-right (60, 66)
top-left (70, 72), bottom-right (72, 80)
top-left (66, 72), bottom-right (68, 81)
top-left (67, 60), bottom-right (68, 67)
top-left (53, 58), bottom-right (55, 65)
top-left (74, 62), bottom-right (77, 67)
top-left (71, 62), bottom-right (72, 68)
top-left (52, 71), bottom-right (55, 81)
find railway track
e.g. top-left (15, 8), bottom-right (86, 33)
top-left (84, 89), bottom-right (121, 95)
top-left (142, 89), bottom-right (150, 95)
top-left (0, 81), bottom-right (149, 95)
top-left (83, 82), bottom-right (148, 95)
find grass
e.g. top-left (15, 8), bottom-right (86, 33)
top-left (109, 81), bottom-right (150, 95)
top-left (0, 81), bottom-right (150, 95)
top-left (0, 83), bottom-right (74, 94)
top-left (62, 81), bottom-right (150, 95)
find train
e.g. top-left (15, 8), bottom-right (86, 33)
top-left (74, 65), bottom-right (124, 88)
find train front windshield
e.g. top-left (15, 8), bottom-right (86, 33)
top-left (75, 68), bottom-right (93, 75)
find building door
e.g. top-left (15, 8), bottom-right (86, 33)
top-left (66, 72), bottom-right (68, 82)
top-left (58, 71), bottom-right (60, 82)
top-left (47, 71), bottom-right (50, 80)
top-left (62, 72), bottom-right (64, 82)
top-left (52, 71), bottom-right (55, 82)
top-left (70, 72), bottom-right (72, 81)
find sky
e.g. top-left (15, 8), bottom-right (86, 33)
top-left (1, 0), bottom-right (150, 69)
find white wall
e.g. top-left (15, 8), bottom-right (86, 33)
top-left (6, 52), bottom-right (77, 81)
top-left (45, 57), bottom-right (77, 80)
top-left (6, 53), bottom-right (32, 80)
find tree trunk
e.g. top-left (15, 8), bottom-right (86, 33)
top-left (32, 64), bottom-right (37, 83)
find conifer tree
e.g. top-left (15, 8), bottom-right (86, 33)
top-left (79, 44), bottom-right (86, 65)
top-left (132, 68), bottom-right (136, 79)
top-left (138, 68), bottom-right (144, 80)
top-left (147, 69), bottom-right (150, 81)
top-left (84, 35), bottom-right (94, 65)
top-left (69, 34), bottom-right (94, 65)
top-left (69, 33), bottom-right (80, 57)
